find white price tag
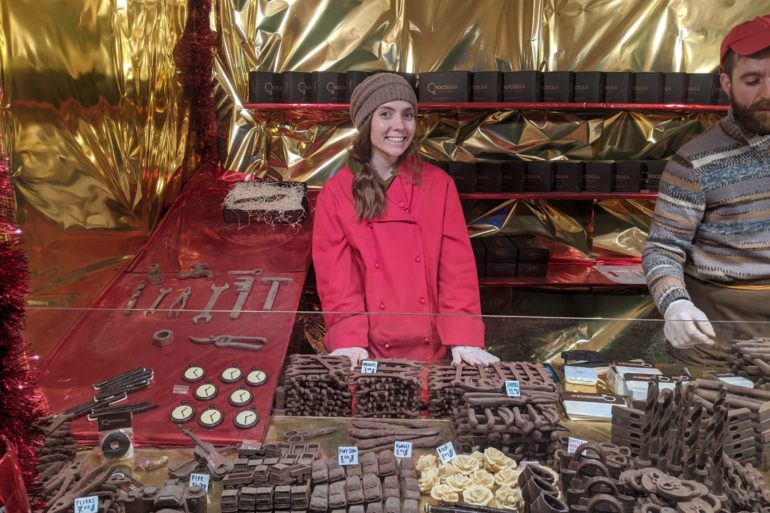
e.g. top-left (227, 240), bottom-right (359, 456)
top-left (567, 436), bottom-right (589, 454)
top-left (189, 473), bottom-right (210, 491)
top-left (360, 360), bottom-right (378, 374)
top-left (172, 384), bottom-right (189, 395)
top-left (241, 439), bottom-right (261, 450)
top-left (437, 441), bottom-right (457, 464)
top-left (393, 441), bottom-right (413, 458)
top-left (338, 446), bottom-right (359, 465)
top-left (505, 380), bottom-right (521, 397)
top-left (519, 460), bottom-right (539, 468)
top-left (74, 496), bottom-right (99, 513)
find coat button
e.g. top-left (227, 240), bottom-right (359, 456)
top-left (423, 337), bottom-right (430, 344)
top-left (385, 343), bottom-right (390, 349)
top-left (368, 223), bottom-right (373, 230)
top-left (415, 256), bottom-right (422, 262)
top-left (419, 298), bottom-right (426, 305)
top-left (375, 262), bottom-right (380, 269)
top-left (379, 303), bottom-right (385, 310)
top-left (399, 201), bottom-right (405, 208)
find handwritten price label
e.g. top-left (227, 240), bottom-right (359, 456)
top-left (189, 473), bottom-right (210, 491)
top-left (437, 441), bottom-right (457, 464)
top-left (74, 496), bottom-right (99, 513)
top-left (360, 361), bottom-right (378, 374)
top-left (567, 436), bottom-right (589, 455)
top-left (505, 380), bottom-right (521, 397)
top-left (394, 441), bottom-right (413, 458)
top-left (519, 460), bottom-right (540, 468)
top-left (338, 446), bottom-right (359, 465)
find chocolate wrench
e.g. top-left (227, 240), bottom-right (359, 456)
top-left (192, 283), bottom-right (230, 324)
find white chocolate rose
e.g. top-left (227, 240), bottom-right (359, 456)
top-left (418, 466), bottom-right (440, 492)
top-left (444, 473), bottom-right (473, 492)
top-left (430, 484), bottom-right (460, 503)
top-left (438, 462), bottom-right (460, 478)
top-left (483, 446), bottom-right (516, 472)
top-left (492, 485), bottom-right (523, 511)
top-left (462, 484), bottom-right (494, 506)
top-left (471, 469), bottom-right (495, 489)
top-left (469, 451), bottom-right (486, 466)
top-left (494, 466), bottom-right (521, 489)
top-left (416, 454), bottom-right (438, 472)
top-left (450, 454), bottom-right (481, 475)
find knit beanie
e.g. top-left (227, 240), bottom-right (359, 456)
top-left (349, 73), bottom-right (418, 130)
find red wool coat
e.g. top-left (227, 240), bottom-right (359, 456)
top-left (312, 158), bottom-right (485, 360)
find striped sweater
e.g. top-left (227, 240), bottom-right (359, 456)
top-left (642, 112), bottom-right (770, 315)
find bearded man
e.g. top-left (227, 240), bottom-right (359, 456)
top-left (642, 14), bottom-right (770, 364)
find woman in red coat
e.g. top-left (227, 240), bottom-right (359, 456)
top-left (312, 72), bottom-right (498, 367)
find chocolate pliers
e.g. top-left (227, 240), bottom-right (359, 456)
top-left (188, 335), bottom-right (267, 352)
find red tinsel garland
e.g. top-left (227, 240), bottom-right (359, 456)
top-left (175, 0), bottom-right (220, 170)
top-left (0, 136), bottom-right (46, 493)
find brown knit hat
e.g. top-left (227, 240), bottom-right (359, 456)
top-left (349, 73), bottom-right (418, 130)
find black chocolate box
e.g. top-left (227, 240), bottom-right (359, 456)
top-left (573, 72), bottom-right (605, 103)
top-left (475, 162), bottom-right (503, 192)
top-left (632, 72), bottom-right (663, 104)
top-left (447, 162), bottom-right (477, 193)
top-left (641, 160), bottom-right (666, 192)
top-left (471, 238), bottom-right (486, 265)
top-left (554, 161), bottom-right (583, 192)
top-left (502, 71), bottom-right (542, 102)
top-left (510, 236), bottom-right (550, 263)
top-left (501, 161), bottom-right (526, 192)
top-left (248, 71), bottom-right (283, 103)
top-left (686, 73), bottom-right (719, 105)
top-left (282, 72), bottom-right (313, 103)
top-left (612, 160), bottom-right (642, 193)
top-left (472, 72), bottom-right (502, 102)
top-left (483, 237), bottom-right (519, 263)
top-left (583, 161), bottom-right (614, 193)
top-left (397, 72), bottom-right (417, 93)
top-left (486, 263), bottom-right (518, 278)
top-left (418, 72), bottom-right (470, 102)
top-left (524, 161), bottom-right (554, 192)
top-left (543, 72), bottom-right (575, 102)
top-left (313, 71), bottom-right (347, 103)
top-left (516, 262), bottom-right (548, 277)
top-left (663, 73), bottom-right (687, 104)
top-left (346, 71), bottom-right (370, 102)
top-left (604, 72), bottom-right (634, 103)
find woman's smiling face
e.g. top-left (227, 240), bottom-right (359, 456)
top-left (369, 100), bottom-right (416, 164)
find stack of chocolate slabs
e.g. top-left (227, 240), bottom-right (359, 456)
top-left (352, 359), bottom-right (422, 418)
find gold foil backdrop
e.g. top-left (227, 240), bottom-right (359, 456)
top-left (3, 0), bottom-right (770, 358)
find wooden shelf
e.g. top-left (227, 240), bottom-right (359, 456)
top-left (459, 192), bottom-right (657, 200)
top-left (244, 102), bottom-right (728, 113)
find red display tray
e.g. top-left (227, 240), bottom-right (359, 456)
top-left (459, 192), bottom-right (657, 200)
top-left (244, 102), bottom-right (728, 112)
top-left (479, 262), bottom-right (648, 288)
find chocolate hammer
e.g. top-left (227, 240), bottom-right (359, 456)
top-left (262, 276), bottom-right (293, 310)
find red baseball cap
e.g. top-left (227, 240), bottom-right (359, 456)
top-left (720, 14), bottom-right (770, 68)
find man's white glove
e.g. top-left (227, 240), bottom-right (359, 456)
top-left (663, 300), bottom-right (716, 349)
top-left (451, 346), bottom-right (500, 366)
top-left (329, 347), bottom-right (369, 368)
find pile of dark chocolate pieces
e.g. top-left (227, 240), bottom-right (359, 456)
top-left (220, 441), bottom-right (320, 513)
top-left (427, 361), bottom-right (553, 418)
top-left (347, 418), bottom-right (442, 453)
top-left (309, 450), bottom-right (419, 513)
top-left (728, 338), bottom-right (770, 387)
top-left (352, 360), bottom-right (421, 418)
top-left (281, 355), bottom-right (353, 417)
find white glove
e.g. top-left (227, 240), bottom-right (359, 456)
top-left (329, 347), bottom-right (369, 368)
top-left (663, 300), bottom-right (716, 349)
top-left (451, 346), bottom-right (500, 366)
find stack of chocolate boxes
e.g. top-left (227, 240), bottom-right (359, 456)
top-left (438, 160), bottom-right (668, 193)
top-left (472, 236), bottom-right (550, 278)
top-left (248, 70), bottom-right (727, 105)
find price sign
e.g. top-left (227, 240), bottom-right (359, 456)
top-left (567, 436), bottom-right (589, 454)
top-left (74, 496), bottom-right (99, 513)
top-left (360, 360), bottom-right (378, 374)
top-left (241, 439), bottom-right (261, 450)
top-left (394, 441), bottom-right (413, 458)
top-left (338, 446), bottom-right (359, 465)
top-left (519, 460), bottom-right (539, 468)
top-left (189, 473), bottom-right (210, 491)
top-left (505, 380), bottom-right (521, 397)
top-left (437, 441), bottom-right (457, 464)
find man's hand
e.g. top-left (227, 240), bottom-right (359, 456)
top-left (451, 346), bottom-right (500, 366)
top-left (329, 347), bottom-right (369, 368)
top-left (663, 300), bottom-right (716, 349)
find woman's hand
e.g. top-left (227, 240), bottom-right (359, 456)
top-left (329, 347), bottom-right (369, 368)
top-left (451, 346), bottom-right (499, 366)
